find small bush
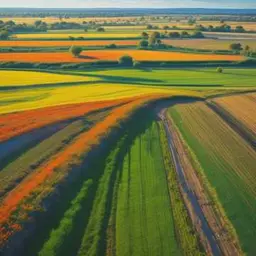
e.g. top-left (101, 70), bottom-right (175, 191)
top-left (69, 45), bottom-right (83, 57)
top-left (216, 67), bottom-right (223, 73)
top-left (119, 55), bottom-right (134, 67)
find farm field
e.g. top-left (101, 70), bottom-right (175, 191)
top-left (163, 39), bottom-right (256, 51)
top-left (210, 93), bottom-right (256, 142)
top-left (0, 70), bottom-right (94, 87)
top-left (0, 6), bottom-right (256, 256)
top-left (0, 50), bottom-right (245, 63)
top-left (168, 101), bottom-right (256, 255)
top-left (73, 68), bottom-right (256, 87)
top-left (13, 32), bottom-right (140, 39)
top-left (0, 40), bottom-right (139, 47)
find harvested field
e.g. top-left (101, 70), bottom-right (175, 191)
top-left (210, 93), bottom-right (256, 141)
top-left (0, 50), bottom-right (245, 63)
top-left (169, 101), bottom-right (256, 256)
top-left (163, 39), bottom-right (256, 51)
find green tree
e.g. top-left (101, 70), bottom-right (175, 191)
top-left (69, 45), bottom-right (83, 57)
top-left (139, 40), bottom-right (149, 48)
top-left (119, 55), bottom-right (134, 67)
top-left (229, 43), bottom-right (243, 51)
top-left (216, 67), bottom-right (223, 73)
top-left (0, 30), bottom-right (9, 40)
top-left (141, 31), bottom-right (149, 39)
top-left (96, 27), bottom-right (105, 32)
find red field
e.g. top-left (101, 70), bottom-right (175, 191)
top-left (0, 40), bottom-right (138, 47)
top-left (0, 50), bottom-right (245, 63)
top-left (0, 98), bottom-right (132, 142)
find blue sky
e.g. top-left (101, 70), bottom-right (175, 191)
top-left (0, 0), bottom-right (255, 8)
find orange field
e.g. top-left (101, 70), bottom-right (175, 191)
top-left (0, 50), bottom-right (245, 63)
top-left (0, 98), bottom-right (133, 143)
top-left (0, 94), bottom-right (163, 246)
top-left (0, 40), bottom-right (139, 47)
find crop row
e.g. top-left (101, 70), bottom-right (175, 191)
top-left (115, 121), bottom-right (179, 256)
top-left (39, 179), bottom-right (93, 256)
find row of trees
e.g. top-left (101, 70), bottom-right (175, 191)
top-left (141, 30), bottom-right (204, 40)
top-left (196, 24), bottom-right (246, 33)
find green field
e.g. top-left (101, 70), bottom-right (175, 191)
top-left (72, 68), bottom-right (256, 87)
top-left (116, 121), bottom-right (180, 256)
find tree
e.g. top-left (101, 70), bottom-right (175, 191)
top-left (229, 43), bottom-right (243, 51)
top-left (69, 45), bottom-right (83, 57)
top-left (34, 20), bottom-right (42, 27)
top-left (192, 31), bottom-right (204, 38)
top-left (181, 31), bottom-right (189, 37)
top-left (139, 40), bottom-right (149, 48)
top-left (96, 27), bottom-right (105, 32)
top-left (141, 31), bottom-right (149, 39)
top-left (148, 32), bottom-right (160, 46)
top-left (235, 26), bottom-right (245, 33)
top-left (216, 67), bottom-right (223, 73)
top-left (168, 32), bottom-right (180, 38)
top-left (0, 30), bottom-right (9, 40)
top-left (245, 45), bottom-right (250, 52)
top-left (119, 55), bottom-right (134, 66)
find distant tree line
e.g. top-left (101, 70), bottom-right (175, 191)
top-left (196, 24), bottom-right (247, 33)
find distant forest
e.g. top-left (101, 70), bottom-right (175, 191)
top-left (0, 8), bottom-right (256, 17)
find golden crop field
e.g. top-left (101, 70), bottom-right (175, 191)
top-left (0, 50), bottom-right (245, 63)
top-left (0, 70), bottom-right (94, 87)
top-left (212, 93), bottom-right (256, 137)
top-left (0, 40), bottom-right (138, 47)
top-left (13, 33), bottom-right (139, 39)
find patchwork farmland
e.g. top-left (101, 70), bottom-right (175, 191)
top-left (0, 6), bottom-right (256, 256)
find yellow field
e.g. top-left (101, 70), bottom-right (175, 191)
top-left (0, 70), bottom-right (94, 87)
top-left (0, 83), bottom-right (201, 114)
top-left (13, 33), bottom-right (139, 39)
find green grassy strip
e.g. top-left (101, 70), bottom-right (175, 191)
top-left (77, 137), bottom-right (125, 256)
top-left (115, 121), bottom-right (180, 256)
top-left (38, 179), bottom-right (93, 256)
top-left (105, 170), bottom-right (121, 256)
top-left (158, 122), bottom-right (204, 256)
